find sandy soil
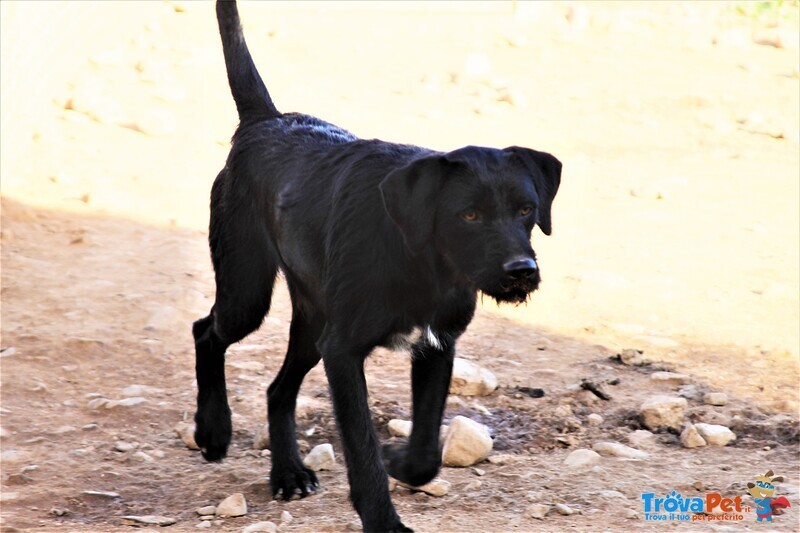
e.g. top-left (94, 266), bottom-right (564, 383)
top-left (1, 1), bottom-right (799, 532)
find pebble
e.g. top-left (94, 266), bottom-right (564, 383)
top-left (473, 467), bottom-right (486, 476)
top-left (399, 477), bottom-right (451, 497)
top-left (303, 443), bottom-right (335, 471)
top-left (703, 392), bottom-right (728, 406)
top-left (680, 424), bottom-right (707, 448)
top-left (121, 515), bottom-right (176, 526)
top-left (216, 493), bottom-right (247, 517)
top-left (0, 427), bottom-right (9, 439)
top-left (253, 423), bottom-right (270, 450)
top-left (347, 520), bottom-right (362, 531)
top-left (388, 419), bottom-right (412, 438)
top-left (465, 480), bottom-right (482, 491)
top-left (175, 421), bottom-right (200, 450)
top-left (449, 358), bottom-right (498, 396)
top-left (564, 449), bottom-right (601, 468)
top-left (525, 503), bottom-right (551, 519)
top-left (592, 441), bottom-right (649, 460)
top-left (639, 396), bottom-right (687, 431)
top-left (586, 413), bottom-right (604, 426)
top-left (280, 511), bottom-right (293, 525)
top-left (242, 522), bottom-right (278, 533)
top-left (133, 451), bottom-right (154, 462)
top-left (441, 416), bottom-right (492, 467)
top-left (196, 505), bottom-right (216, 516)
top-left (82, 490), bottom-right (120, 499)
top-left (87, 398), bottom-right (110, 409)
top-left (115, 441), bottom-right (136, 452)
top-left (554, 503), bottom-right (576, 516)
top-left (694, 423), bottom-right (736, 446)
top-left (196, 522), bottom-right (211, 529)
top-left (106, 397), bottom-right (147, 409)
top-left (627, 430), bottom-right (657, 449)
top-left (486, 454), bottom-right (516, 465)
top-left (649, 372), bottom-right (690, 384)
top-left (618, 349), bottom-right (644, 365)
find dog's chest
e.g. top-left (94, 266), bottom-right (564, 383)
top-left (385, 325), bottom-right (442, 352)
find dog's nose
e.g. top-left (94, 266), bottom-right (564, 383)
top-left (503, 258), bottom-right (538, 280)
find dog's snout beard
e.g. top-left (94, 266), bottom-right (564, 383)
top-left (483, 270), bottom-right (541, 304)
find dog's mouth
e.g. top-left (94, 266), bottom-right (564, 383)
top-left (481, 276), bottom-right (540, 304)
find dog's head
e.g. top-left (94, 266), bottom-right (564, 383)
top-left (380, 145), bottom-right (561, 303)
top-left (747, 470), bottom-right (784, 499)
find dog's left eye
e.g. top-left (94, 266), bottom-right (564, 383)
top-left (519, 206), bottom-right (533, 217)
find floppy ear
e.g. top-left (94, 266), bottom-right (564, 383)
top-left (379, 154), bottom-right (453, 252)
top-left (504, 146), bottom-right (562, 235)
top-left (771, 476), bottom-right (784, 483)
top-left (747, 483), bottom-right (755, 489)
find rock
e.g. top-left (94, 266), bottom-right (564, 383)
top-left (253, 424), bottom-right (270, 450)
top-left (554, 503), bottom-right (576, 515)
top-left (486, 454), bottom-right (516, 465)
top-left (121, 515), bottom-right (176, 526)
top-left (242, 522), bottom-right (277, 533)
top-left (49, 508), bottom-right (69, 517)
top-left (216, 493), bottom-right (247, 517)
top-left (115, 441), bottom-right (136, 453)
top-left (563, 449), bottom-right (601, 468)
top-left (87, 398), bottom-right (110, 409)
top-left (694, 424), bottom-right (736, 446)
top-left (280, 511), bottom-right (292, 525)
top-left (388, 419), bottom-right (412, 438)
top-left (303, 443), bottom-right (335, 471)
top-left (525, 503), bottom-right (551, 519)
top-left (133, 451), bottom-right (154, 462)
top-left (82, 490), bottom-right (120, 499)
top-left (703, 392), bottom-right (728, 406)
top-left (0, 427), bottom-right (9, 439)
top-left (196, 522), bottom-right (211, 529)
top-left (175, 421), bottom-right (199, 450)
top-left (586, 413), bottom-right (603, 426)
top-left (592, 441), bottom-right (648, 460)
top-left (196, 506), bottom-right (216, 516)
top-left (649, 372), bottom-right (690, 384)
top-left (627, 430), bottom-right (657, 450)
top-left (105, 397), bottom-right (147, 409)
top-left (449, 358), bottom-right (498, 396)
top-left (640, 396), bottom-right (687, 431)
top-left (680, 424), bottom-right (707, 448)
top-left (295, 396), bottom-right (326, 419)
top-left (399, 477), bottom-right (451, 497)
top-left (473, 467), bottom-right (486, 476)
top-left (346, 520), bottom-right (362, 531)
top-left (618, 349), bottom-right (644, 365)
top-left (441, 416), bottom-right (492, 467)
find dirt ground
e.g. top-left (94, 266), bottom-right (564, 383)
top-left (1, 1), bottom-right (799, 532)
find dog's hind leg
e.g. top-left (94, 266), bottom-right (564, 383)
top-left (383, 339), bottom-right (454, 487)
top-left (193, 199), bottom-right (279, 461)
top-left (267, 304), bottom-right (323, 499)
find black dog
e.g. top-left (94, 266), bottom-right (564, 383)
top-left (193, 2), bottom-right (561, 531)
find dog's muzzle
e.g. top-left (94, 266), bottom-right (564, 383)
top-left (502, 258), bottom-right (538, 281)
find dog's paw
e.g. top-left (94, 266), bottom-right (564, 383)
top-left (382, 443), bottom-right (438, 488)
top-left (270, 462), bottom-right (319, 500)
top-left (194, 404), bottom-right (232, 462)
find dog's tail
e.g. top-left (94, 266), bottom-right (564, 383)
top-left (216, 0), bottom-right (280, 122)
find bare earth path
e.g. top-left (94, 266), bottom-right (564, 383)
top-left (1, 2), bottom-right (798, 532)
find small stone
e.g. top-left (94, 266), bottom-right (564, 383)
top-left (525, 503), bottom-right (551, 519)
top-left (303, 443), bottom-right (335, 471)
top-left (703, 392), bottom-right (728, 406)
top-left (196, 506), bottom-right (216, 516)
top-left (347, 520), bottom-right (362, 531)
top-left (441, 416), bottom-right (492, 467)
top-left (242, 521), bottom-right (278, 533)
top-left (388, 477), bottom-right (398, 491)
top-left (649, 371), bottom-right (690, 384)
top-left (563, 449), bottom-right (601, 468)
top-left (114, 441), bottom-right (136, 453)
top-left (472, 467), bottom-right (486, 476)
top-left (121, 515), bottom-right (176, 527)
top-left (216, 493), bottom-right (247, 517)
top-left (133, 451), bottom-right (154, 462)
top-left (196, 522), bottom-right (211, 529)
top-left (640, 396), bottom-right (687, 431)
top-left (105, 397), bottom-right (147, 409)
top-left (618, 349), bottom-right (644, 365)
top-left (554, 503), bottom-right (576, 515)
top-left (592, 441), bottom-right (648, 460)
top-left (449, 358), bottom-right (498, 396)
top-left (399, 477), bottom-right (451, 497)
top-left (627, 430), bottom-right (657, 449)
top-left (82, 490), bottom-right (120, 499)
top-left (387, 419), bottom-right (412, 438)
top-left (87, 398), bottom-right (110, 409)
top-left (49, 508), bottom-right (69, 517)
top-left (625, 509), bottom-right (639, 519)
top-left (465, 480), bottom-right (482, 491)
top-left (680, 424), bottom-right (707, 448)
top-left (253, 423), bottom-right (270, 450)
top-left (486, 454), bottom-right (516, 465)
top-left (280, 511), bottom-right (292, 525)
top-left (0, 426), bottom-right (8, 439)
top-left (586, 414), bottom-right (603, 426)
top-left (175, 421), bottom-right (200, 450)
top-left (694, 424), bottom-right (736, 446)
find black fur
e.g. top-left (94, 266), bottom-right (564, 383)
top-left (194, 2), bottom-right (562, 531)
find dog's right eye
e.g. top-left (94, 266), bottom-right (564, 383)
top-left (461, 210), bottom-right (479, 222)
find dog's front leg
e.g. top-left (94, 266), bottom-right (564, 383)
top-left (318, 333), bottom-right (410, 533)
top-left (383, 339), bottom-right (453, 487)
